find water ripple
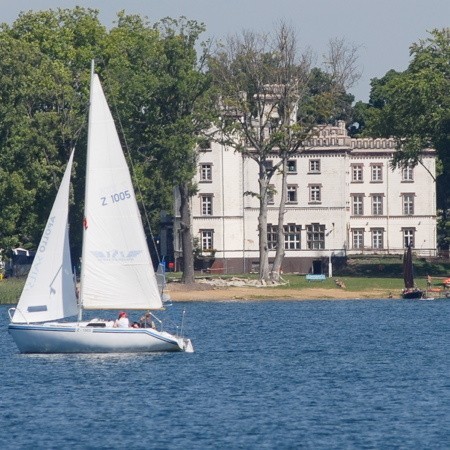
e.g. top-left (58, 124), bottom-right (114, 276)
top-left (1, 300), bottom-right (449, 449)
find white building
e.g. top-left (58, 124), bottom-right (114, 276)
top-left (175, 121), bottom-right (436, 274)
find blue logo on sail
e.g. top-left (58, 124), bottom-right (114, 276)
top-left (91, 250), bottom-right (142, 262)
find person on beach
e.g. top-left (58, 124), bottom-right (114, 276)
top-left (114, 311), bottom-right (130, 328)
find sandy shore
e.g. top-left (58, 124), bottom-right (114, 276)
top-left (166, 282), bottom-right (397, 301)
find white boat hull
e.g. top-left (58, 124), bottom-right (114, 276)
top-left (8, 323), bottom-right (194, 354)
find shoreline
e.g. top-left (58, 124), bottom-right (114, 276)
top-left (166, 283), bottom-right (398, 301)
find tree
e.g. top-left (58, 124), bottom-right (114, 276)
top-left (364, 29), bottom-right (450, 251)
top-left (0, 8), bottom-right (106, 254)
top-left (154, 18), bottom-right (216, 283)
top-left (210, 24), bottom-right (360, 282)
top-left (271, 37), bottom-right (359, 282)
top-left (104, 15), bottom-right (215, 283)
top-left (0, 9), bottom-right (215, 283)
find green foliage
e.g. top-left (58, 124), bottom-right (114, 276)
top-left (282, 275), bottom-right (405, 293)
top-left (0, 7), bottom-right (107, 256)
top-left (300, 67), bottom-right (355, 125)
top-left (0, 8), bottom-right (215, 271)
top-left (0, 278), bottom-right (25, 304)
top-left (363, 29), bottom-right (450, 249)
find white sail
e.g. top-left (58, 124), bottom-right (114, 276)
top-left (12, 151), bottom-right (78, 323)
top-left (156, 262), bottom-right (166, 296)
top-left (80, 74), bottom-right (162, 310)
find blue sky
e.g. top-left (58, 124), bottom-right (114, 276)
top-left (1, 0), bottom-right (449, 102)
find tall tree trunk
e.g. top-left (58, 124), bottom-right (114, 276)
top-left (258, 175), bottom-right (270, 283)
top-left (271, 159), bottom-right (288, 282)
top-left (179, 182), bottom-right (195, 283)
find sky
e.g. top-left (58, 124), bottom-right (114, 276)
top-left (1, 0), bottom-right (449, 102)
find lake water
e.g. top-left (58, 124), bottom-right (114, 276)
top-left (1, 299), bottom-right (449, 449)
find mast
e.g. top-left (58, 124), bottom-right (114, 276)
top-left (403, 245), bottom-right (414, 289)
top-left (78, 60), bottom-right (95, 321)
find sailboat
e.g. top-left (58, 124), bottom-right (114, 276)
top-left (401, 245), bottom-right (423, 299)
top-left (8, 64), bottom-right (193, 353)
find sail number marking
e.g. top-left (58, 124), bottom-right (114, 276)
top-left (101, 190), bottom-right (131, 206)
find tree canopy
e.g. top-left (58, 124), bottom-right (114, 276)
top-left (362, 29), bottom-right (450, 250)
top-left (0, 8), bottom-right (214, 277)
top-left (0, 8), bottom-right (106, 252)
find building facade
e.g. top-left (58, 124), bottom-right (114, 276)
top-left (174, 121), bottom-right (436, 274)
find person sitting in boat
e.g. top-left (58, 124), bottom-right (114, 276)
top-left (139, 312), bottom-right (156, 329)
top-left (131, 322), bottom-right (140, 328)
top-left (114, 311), bottom-right (130, 328)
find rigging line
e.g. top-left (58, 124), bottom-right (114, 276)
top-left (104, 76), bottom-right (162, 264)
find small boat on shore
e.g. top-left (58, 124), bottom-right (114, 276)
top-left (401, 245), bottom-right (423, 299)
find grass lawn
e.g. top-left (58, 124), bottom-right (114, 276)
top-left (1, 270), bottom-right (445, 305)
top-left (0, 278), bottom-right (25, 305)
top-left (279, 274), bottom-right (409, 292)
top-left (168, 273), bottom-right (423, 293)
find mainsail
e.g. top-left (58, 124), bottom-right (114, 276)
top-left (12, 151), bottom-right (78, 323)
top-left (79, 74), bottom-right (162, 310)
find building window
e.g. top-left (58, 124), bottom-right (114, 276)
top-left (200, 163), bottom-right (212, 182)
top-left (200, 229), bottom-right (214, 250)
top-left (200, 195), bottom-right (213, 215)
top-left (371, 229), bottom-right (384, 249)
top-left (306, 223), bottom-right (325, 249)
top-left (198, 139), bottom-right (212, 152)
top-left (287, 160), bottom-right (297, 173)
top-left (267, 185), bottom-right (275, 205)
top-left (351, 165), bottom-right (363, 182)
top-left (309, 185), bottom-right (321, 203)
top-left (287, 185), bottom-right (298, 203)
top-left (309, 159), bottom-right (320, 173)
top-left (402, 166), bottom-right (414, 181)
top-left (352, 195), bottom-right (364, 215)
top-left (352, 229), bottom-right (364, 249)
top-left (284, 224), bottom-right (301, 250)
top-left (267, 224), bottom-right (277, 250)
top-left (372, 195), bottom-right (383, 215)
top-left (267, 224), bottom-right (302, 250)
top-left (403, 229), bottom-right (415, 248)
top-left (371, 164), bottom-right (383, 182)
top-left (263, 160), bottom-right (273, 173)
top-left (403, 194), bottom-right (414, 215)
